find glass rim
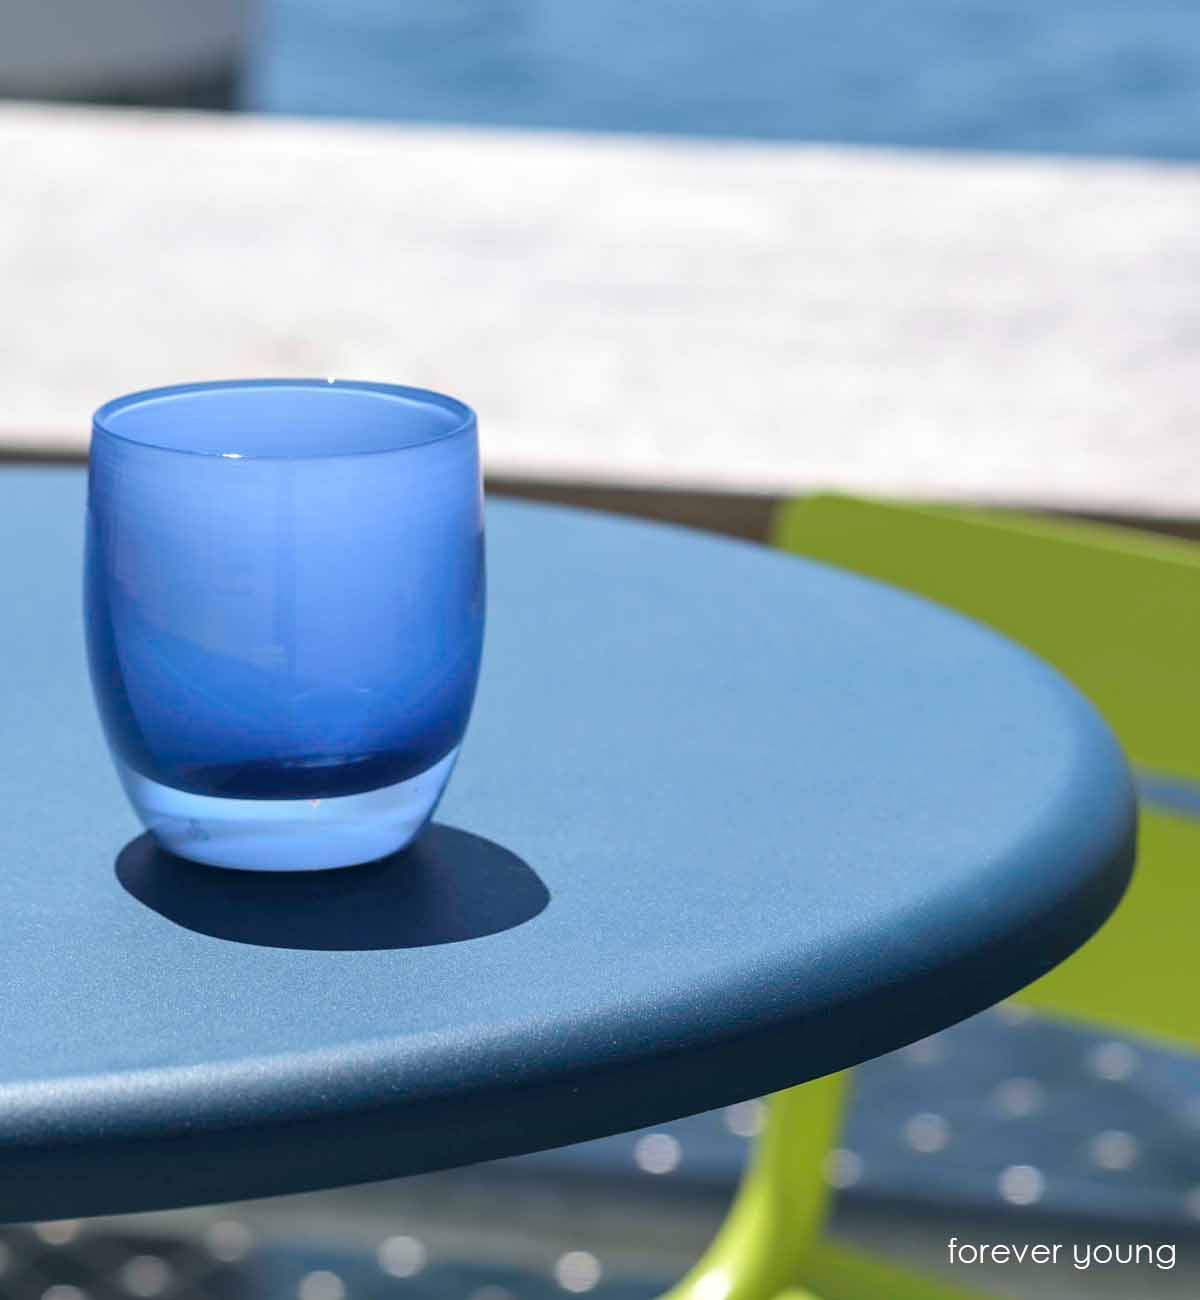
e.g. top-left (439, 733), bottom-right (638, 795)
top-left (91, 378), bottom-right (477, 461)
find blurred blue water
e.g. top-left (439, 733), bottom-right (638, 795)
top-left (249, 0), bottom-right (1200, 159)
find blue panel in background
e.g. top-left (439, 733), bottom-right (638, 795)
top-left (247, 0), bottom-right (1200, 160)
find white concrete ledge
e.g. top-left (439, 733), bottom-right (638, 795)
top-left (3, 102), bottom-right (1198, 515)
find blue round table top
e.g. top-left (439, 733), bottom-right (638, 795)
top-left (0, 469), bottom-right (1135, 1222)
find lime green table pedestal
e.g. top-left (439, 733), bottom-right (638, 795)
top-left (665, 1076), bottom-right (989, 1300)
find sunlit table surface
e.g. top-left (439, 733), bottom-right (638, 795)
top-left (0, 467), bottom-right (1133, 1222)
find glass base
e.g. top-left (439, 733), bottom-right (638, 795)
top-left (116, 748), bottom-right (460, 871)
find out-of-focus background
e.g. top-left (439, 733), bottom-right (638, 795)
top-left (4, 0), bottom-right (1200, 533)
top-left (2, 3), bottom-right (1199, 1298)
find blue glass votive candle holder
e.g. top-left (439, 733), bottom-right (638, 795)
top-left (85, 379), bottom-right (485, 871)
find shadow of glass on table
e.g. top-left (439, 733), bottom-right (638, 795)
top-left (116, 824), bottom-right (549, 951)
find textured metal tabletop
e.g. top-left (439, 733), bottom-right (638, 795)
top-left (0, 469), bottom-right (1134, 1220)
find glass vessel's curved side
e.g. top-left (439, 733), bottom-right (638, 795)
top-left (85, 379), bottom-right (485, 871)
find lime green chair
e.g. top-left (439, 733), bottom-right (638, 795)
top-left (773, 497), bottom-right (1200, 1047)
top-left (662, 496), bottom-right (1200, 1300)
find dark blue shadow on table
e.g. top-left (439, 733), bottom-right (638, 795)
top-left (116, 824), bottom-right (549, 950)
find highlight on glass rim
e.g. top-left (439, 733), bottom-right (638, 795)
top-left (1, 2), bottom-right (1197, 1297)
